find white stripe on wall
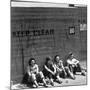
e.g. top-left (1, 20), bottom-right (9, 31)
top-left (11, 1), bottom-right (77, 8)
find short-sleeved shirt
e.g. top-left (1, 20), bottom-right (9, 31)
top-left (67, 58), bottom-right (79, 65)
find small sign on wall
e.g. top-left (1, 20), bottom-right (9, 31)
top-left (80, 24), bottom-right (87, 31)
top-left (69, 27), bottom-right (75, 35)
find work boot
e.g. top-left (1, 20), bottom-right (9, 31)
top-left (81, 71), bottom-right (86, 76)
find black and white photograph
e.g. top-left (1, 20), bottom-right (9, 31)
top-left (11, 0), bottom-right (87, 89)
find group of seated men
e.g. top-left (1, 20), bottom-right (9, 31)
top-left (22, 52), bottom-right (86, 88)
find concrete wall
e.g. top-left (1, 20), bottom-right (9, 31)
top-left (11, 7), bottom-right (87, 83)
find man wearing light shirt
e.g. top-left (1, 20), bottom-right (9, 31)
top-left (67, 52), bottom-right (86, 76)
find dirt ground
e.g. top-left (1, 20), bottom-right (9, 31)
top-left (11, 61), bottom-right (87, 90)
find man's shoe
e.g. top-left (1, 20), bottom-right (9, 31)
top-left (81, 71), bottom-right (86, 76)
top-left (44, 84), bottom-right (48, 87)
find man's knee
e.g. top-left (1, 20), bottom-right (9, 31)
top-left (39, 71), bottom-right (44, 78)
top-left (31, 73), bottom-right (36, 80)
top-left (65, 66), bottom-right (69, 71)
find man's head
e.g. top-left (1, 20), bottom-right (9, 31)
top-left (54, 55), bottom-right (60, 63)
top-left (68, 52), bottom-right (74, 60)
top-left (28, 58), bottom-right (36, 66)
top-left (45, 56), bottom-right (53, 65)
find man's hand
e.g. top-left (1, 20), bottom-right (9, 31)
top-left (28, 72), bottom-right (31, 76)
top-left (51, 72), bottom-right (55, 75)
top-left (72, 64), bottom-right (76, 67)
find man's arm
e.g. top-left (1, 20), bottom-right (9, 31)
top-left (67, 60), bottom-right (73, 65)
top-left (27, 66), bottom-right (31, 76)
top-left (53, 65), bottom-right (57, 74)
top-left (35, 65), bottom-right (39, 74)
top-left (44, 65), bottom-right (54, 75)
top-left (54, 64), bottom-right (62, 72)
top-left (73, 58), bottom-right (79, 65)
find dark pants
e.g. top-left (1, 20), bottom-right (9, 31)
top-left (44, 71), bottom-right (56, 79)
top-left (69, 63), bottom-right (82, 74)
top-left (43, 68), bottom-right (57, 80)
top-left (22, 73), bottom-right (33, 85)
top-left (22, 72), bottom-right (43, 85)
top-left (57, 69), bottom-right (67, 78)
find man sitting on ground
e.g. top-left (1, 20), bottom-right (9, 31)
top-left (66, 52), bottom-right (86, 76)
